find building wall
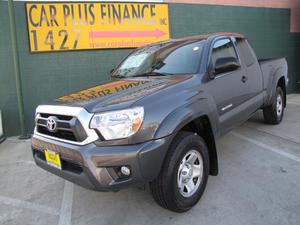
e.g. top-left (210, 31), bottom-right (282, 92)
top-left (0, 1), bottom-right (299, 136)
top-left (0, 3), bottom-right (20, 136)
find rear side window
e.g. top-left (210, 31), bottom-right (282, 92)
top-left (211, 38), bottom-right (238, 67)
top-left (235, 38), bottom-right (257, 67)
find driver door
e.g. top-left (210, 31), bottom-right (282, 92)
top-left (205, 38), bottom-right (249, 135)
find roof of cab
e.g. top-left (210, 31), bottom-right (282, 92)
top-left (175, 32), bottom-right (244, 41)
top-left (143, 32), bottom-right (245, 48)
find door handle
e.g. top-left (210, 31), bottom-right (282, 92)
top-left (241, 76), bottom-right (248, 83)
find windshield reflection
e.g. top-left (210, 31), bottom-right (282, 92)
top-left (112, 40), bottom-right (205, 77)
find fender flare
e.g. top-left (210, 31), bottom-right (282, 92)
top-left (265, 65), bottom-right (287, 107)
top-left (154, 98), bottom-right (219, 175)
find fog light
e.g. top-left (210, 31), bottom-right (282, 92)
top-left (120, 166), bottom-right (131, 176)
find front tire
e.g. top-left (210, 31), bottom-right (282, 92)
top-left (263, 87), bottom-right (284, 124)
top-left (150, 132), bottom-right (209, 212)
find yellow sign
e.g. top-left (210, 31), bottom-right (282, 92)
top-left (44, 150), bottom-right (62, 169)
top-left (25, 2), bottom-right (170, 52)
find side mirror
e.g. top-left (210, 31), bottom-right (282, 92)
top-left (214, 57), bottom-right (240, 75)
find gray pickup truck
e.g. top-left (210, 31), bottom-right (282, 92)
top-left (32, 33), bottom-right (288, 212)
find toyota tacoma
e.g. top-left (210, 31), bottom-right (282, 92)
top-left (32, 33), bottom-right (288, 212)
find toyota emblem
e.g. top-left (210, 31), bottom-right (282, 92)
top-left (46, 116), bottom-right (57, 132)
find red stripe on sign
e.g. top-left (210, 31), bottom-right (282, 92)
top-left (89, 29), bottom-right (166, 39)
top-left (165, 0), bottom-right (300, 32)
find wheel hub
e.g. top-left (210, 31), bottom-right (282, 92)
top-left (177, 150), bottom-right (203, 198)
top-left (181, 164), bottom-right (193, 182)
top-left (276, 94), bottom-right (283, 117)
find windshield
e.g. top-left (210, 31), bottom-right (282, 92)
top-left (112, 40), bottom-right (204, 77)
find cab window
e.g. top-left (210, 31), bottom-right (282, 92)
top-left (211, 38), bottom-right (238, 68)
top-left (209, 38), bottom-right (240, 76)
top-left (235, 38), bottom-right (257, 67)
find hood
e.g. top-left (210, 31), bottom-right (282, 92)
top-left (51, 76), bottom-right (191, 112)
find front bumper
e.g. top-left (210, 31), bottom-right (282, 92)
top-left (31, 134), bottom-right (172, 191)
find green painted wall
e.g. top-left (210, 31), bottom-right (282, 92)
top-left (0, 2), bottom-right (299, 136)
top-left (0, 3), bottom-right (20, 136)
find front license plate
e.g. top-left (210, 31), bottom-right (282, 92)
top-left (44, 150), bottom-right (62, 170)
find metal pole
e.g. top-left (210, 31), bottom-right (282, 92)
top-left (7, 0), bottom-right (29, 139)
top-left (0, 110), bottom-right (5, 143)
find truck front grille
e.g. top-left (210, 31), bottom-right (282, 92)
top-left (36, 113), bottom-right (87, 142)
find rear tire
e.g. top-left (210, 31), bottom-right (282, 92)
top-left (263, 87), bottom-right (284, 124)
top-left (150, 132), bottom-right (209, 212)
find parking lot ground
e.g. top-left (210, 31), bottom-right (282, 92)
top-left (0, 94), bottom-right (300, 225)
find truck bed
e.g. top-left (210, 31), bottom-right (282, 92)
top-left (258, 57), bottom-right (288, 105)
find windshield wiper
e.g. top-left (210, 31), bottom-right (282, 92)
top-left (132, 71), bottom-right (172, 77)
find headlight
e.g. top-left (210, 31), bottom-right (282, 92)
top-left (90, 107), bottom-right (144, 140)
